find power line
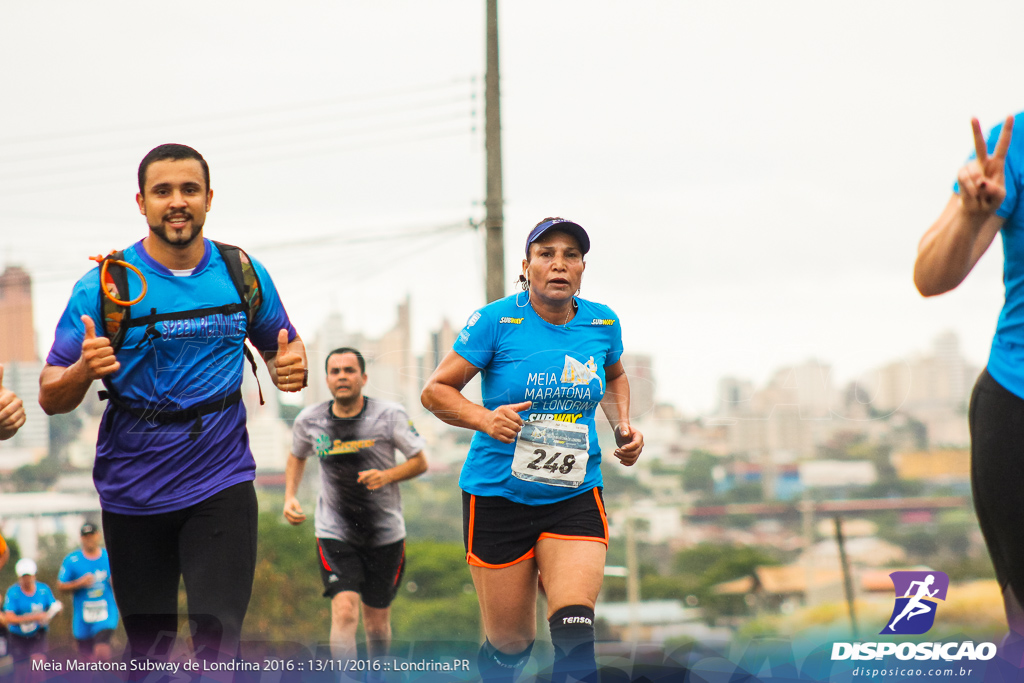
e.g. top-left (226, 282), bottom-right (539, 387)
top-left (0, 93), bottom-right (477, 168)
top-left (276, 222), bottom-right (475, 288)
top-left (0, 108), bottom-right (477, 184)
top-left (0, 125), bottom-right (477, 198)
top-left (0, 76), bottom-right (479, 148)
top-left (249, 220), bottom-right (475, 252)
top-left (23, 219), bottom-right (479, 285)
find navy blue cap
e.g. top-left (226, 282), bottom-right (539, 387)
top-left (525, 218), bottom-right (590, 256)
top-left (80, 522), bottom-right (98, 535)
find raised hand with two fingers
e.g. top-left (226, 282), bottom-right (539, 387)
top-left (959, 115), bottom-right (1014, 215)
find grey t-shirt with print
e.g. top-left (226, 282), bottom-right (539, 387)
top-left (292, 398), bottom-right (426, 547)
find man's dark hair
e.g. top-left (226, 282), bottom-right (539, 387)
top-left (325, 347), bottom-right (366, 374)
top-left (138, 144), bottom-right (210, 194)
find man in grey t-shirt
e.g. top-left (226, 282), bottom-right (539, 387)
top-left (285, 347), bottom-right (427, 663)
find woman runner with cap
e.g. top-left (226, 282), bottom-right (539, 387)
top-left (422, 217), bottom-right (644, 683)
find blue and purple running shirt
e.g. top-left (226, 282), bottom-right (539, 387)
top-left (46, 239), bottom-right (296, 514)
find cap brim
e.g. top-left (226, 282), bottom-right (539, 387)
top-left (527, 220), bottom-right (591, 255)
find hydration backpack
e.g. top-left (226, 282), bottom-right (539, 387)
top-left (93, 241), bottom-right (266, 437)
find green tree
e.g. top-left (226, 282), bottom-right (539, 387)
top-left (391, 542), bottom-right (479, 650)
top-left (672, 544), bottom-right (780, 586)
top-left (639, 574), bottom-right (700, 601)
top-left (11, 456), bottom-right (62, 492)
top-left (600, 462), bottom-right (653, 501)
top-left (682, 450), bottom-right (716, 493)
top-left (402, 473), bottom-right (464, 543)
top-left (817, 431), bottom-right (865, 460)
top-left (48, 411), bottom-right (82, 463)
top-left (399, 541), bottom-right (473, 599)
top-left (244, 513), bottom-right (326, 647)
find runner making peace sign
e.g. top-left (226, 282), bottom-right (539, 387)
top-left (913, 115), bottom-right (1024, 650)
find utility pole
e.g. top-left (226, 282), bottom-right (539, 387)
top-left (834, 515), bottom-right (859, 639)
top-left (484, 0), bottom-right (505, 303)
top-left (800, 494), bottom-right (815, 608)
top-left (625, 515), bottom-right (641, 643)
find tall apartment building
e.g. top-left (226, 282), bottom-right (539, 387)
top-left (0, 266), bottom-right (49, 461)
top-left (306, 297), bottom-right (417, 410)
top-left (861, 331), bottom-right (977, 446)
top-left (0, 266), bottom-right (36, 363)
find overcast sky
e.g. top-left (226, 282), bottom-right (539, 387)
top-left (3, 1), bottom-right (1021, 414)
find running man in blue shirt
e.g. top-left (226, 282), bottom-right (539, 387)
top-left (57, 523), bottom-right (118, 662)
top-left (39, 144), bottom-right (307, 667)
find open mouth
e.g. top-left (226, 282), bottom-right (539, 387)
top-left (166, 214), bottom-right (192, 226)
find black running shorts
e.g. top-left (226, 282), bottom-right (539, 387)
top-left (9, 631), bottom-right (48, 662)
top-left (316, 537), bottom-right (406, 608)
top-left (76, 628), bottom-right (114, 655)
top-left (462, 487), bottom-right (608, 568)
top-left (970, 368), bottom-right (1024, 603)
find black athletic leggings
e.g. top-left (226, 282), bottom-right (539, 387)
top-left (970, 369), bottom-right (1024, 632)
top-left (102, 481), bottom-right (258, 662)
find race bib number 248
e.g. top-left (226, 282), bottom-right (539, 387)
top-left (511, 420), bottom-right (589, 488)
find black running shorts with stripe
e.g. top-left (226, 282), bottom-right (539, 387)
top-left (462, 487), bottom-right (608, 568)
top-left (316, 537), bottom-right (405, 608)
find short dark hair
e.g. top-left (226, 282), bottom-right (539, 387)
top-left (138, 144), bottom-right (210, 194)
top-left (325, 347), bottom-right (366, 374)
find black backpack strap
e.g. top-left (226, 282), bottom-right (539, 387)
top-left (213, 241), bottom-right (265, 405)
top-left (213, 241), bottom-right (263, 321)
top-left (98, 250), bottom-right (131, 353)
top-left (98, 384), bottom-right (244, 440)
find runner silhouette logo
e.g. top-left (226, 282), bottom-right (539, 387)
top-left (883, 570), bottom-right (949, 635)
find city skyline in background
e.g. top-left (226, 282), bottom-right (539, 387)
top-left (1, 262), bottom-right (979, 426)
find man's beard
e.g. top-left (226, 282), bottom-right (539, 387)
top-left (149, 215), bottom-right (203, 247)
top-left (333, 389), bottom-right (362, 409)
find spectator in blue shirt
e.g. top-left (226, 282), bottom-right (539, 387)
top-left (5, 559), bottom-right (60, 683)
